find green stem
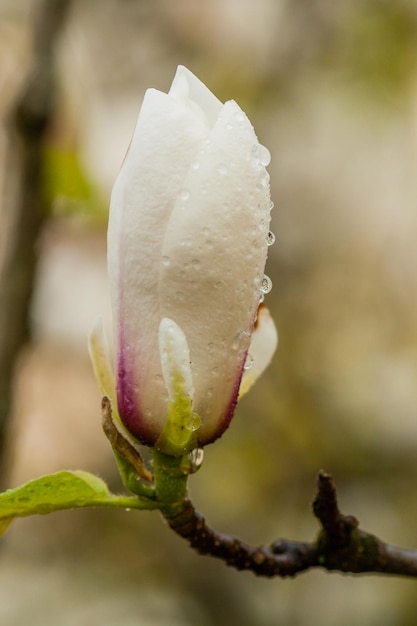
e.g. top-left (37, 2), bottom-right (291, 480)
top-left (113, 450), bottom-right (155, 498)
top-left (152, 449), bottom-right (189, 513)
top-left (87, 495), bottom-right (160, 511)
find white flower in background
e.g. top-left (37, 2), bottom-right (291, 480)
top-left (90, 66), bottom-right (277, 456)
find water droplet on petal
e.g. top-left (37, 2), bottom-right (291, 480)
top-left (258, 144), bottom-right (271, 166)
top-left (266, 231), bottom-right (276, 246)
top-left (191, 160), bottom-right (200, 170)
top-left (189, 448), bottom-right (204, 473)
top-left (180, 189), bottom-right (190, 201)
top-left (216, 164), bottom-right (227, 176)
top-left (162, 255), bottom-right (170, 266)
top-left (244, 353), bottom-right (254, 370)
top-left (260, 275), bottom-right (273, 294)
top-left (232, 330), bottom-right (251, 352)
top-left (259, 170), bottom-right (270, 187)
top-left (186, 412), bottom-right (201, 432)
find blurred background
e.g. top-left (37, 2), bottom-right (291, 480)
top-left (1, 0), bottom-right (417, 624)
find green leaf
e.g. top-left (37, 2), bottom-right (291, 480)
top-left (0, 470), bottom-right (159, 535)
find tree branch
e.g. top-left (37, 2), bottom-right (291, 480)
top-left (0, 0), bottom-right (72, 484)
top-left (102, 400), bottom-right (417, 579)
top-left (163, 471), bottom-right (417, 578)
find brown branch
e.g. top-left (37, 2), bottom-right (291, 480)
top-left (165, 499), bottom-right (316, 577)
top-left (0, 0), bottom-right (72, 484)
top-left (163, 470), bottom-right (417, 578)
top-left (312, 471), bottom-right (417, 577)
top-left (101, 402), bottom-right (417, 578)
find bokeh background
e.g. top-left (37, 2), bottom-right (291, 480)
top-left (1, 0), bottom-right (417, 624)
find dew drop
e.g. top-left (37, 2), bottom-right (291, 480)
top-left (266, 231), bottom-right (276, 246)
top-left (244, 353), bottom-right (254, 370)
top-left (191, 160), bottom-right (200, 170)
top-left (217, 163), bottom-right (227, 176)
top-left (232, 330), bottom-right (251, 352)
top-left (162, 255), bottom-right (170, 266)
top-left (260, 275), bottom-right (272, 294)
top-left (259, 170), bottom-right (270, 187)
top-left (180, 189), bottom-right (190, 201)
top-left (188, 448), bottom-right (204, 473)
top-left (258, 144), bottom-right (271, 166)
top-left (192, 258), bottom-right (201, 270)
top-left (186, 412), bottom-right (201, 432)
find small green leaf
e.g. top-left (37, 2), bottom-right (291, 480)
top-left (0, 470), bottom-right (159, 535)
top-left (0, 471), bottom-right (110, 518)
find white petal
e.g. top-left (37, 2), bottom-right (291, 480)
top-left (108, 86), bottom-right (212, 434)
top-left (88, 318), bottom-right (116, 402)
top-left (169, 65), bottom-right (223, 128)
top-left (158, 99), bottom-right (272, 441)
top-left (239, 306), bottom-right (278, 398)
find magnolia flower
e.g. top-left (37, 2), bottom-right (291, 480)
top-left (90, 66), bottom-right (277, 457)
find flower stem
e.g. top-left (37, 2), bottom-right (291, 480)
top-left (152, 449), bottom-right (189, 513)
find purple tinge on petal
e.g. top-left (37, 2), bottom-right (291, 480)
top-left (197, 302), bottom-right (261, 446)
top-left (197, 349), bottom-right (247, 446)
top-left (116, 332), bottom-right (158, 447)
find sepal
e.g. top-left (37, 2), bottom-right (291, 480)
top-left (156, 318), bottom-right (200, 456)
